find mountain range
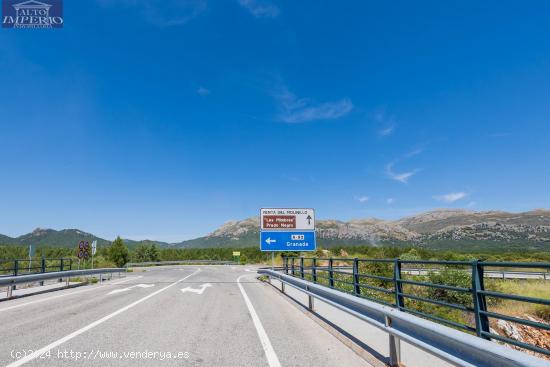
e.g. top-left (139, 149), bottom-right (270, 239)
top-left (1, 209), bottom-right (549, 251)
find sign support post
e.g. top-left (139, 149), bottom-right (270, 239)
top-left (91, 240), bottom-right (97, 270)
top-left (28, 245), bottom-right (32, 273)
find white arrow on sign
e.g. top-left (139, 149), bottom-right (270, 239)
top-left (265, 237), bottom-right (276, 245)
top-left (108, 284), bottom-right (155, 295)
top-left (181, 283), bottom-right (212, 295)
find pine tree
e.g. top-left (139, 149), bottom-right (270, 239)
top-left (108, 236), bottom-right (129, 267)
top-left (146, 244), bottom-right (160, 262)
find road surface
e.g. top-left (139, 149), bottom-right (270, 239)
top-left (0, 266), bottom-right (371, 367)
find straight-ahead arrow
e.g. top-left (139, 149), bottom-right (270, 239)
top-left (306, 215), bottom-right (312, 225)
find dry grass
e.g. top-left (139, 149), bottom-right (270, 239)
top-left (487, 279), bottom-right (550, 321)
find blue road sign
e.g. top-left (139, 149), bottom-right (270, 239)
top-left (260, 231), bottom-right (316, 252)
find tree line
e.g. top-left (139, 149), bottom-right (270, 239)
top-left (1, 240), bottom-right (549, 270)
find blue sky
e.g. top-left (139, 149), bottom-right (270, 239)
top-left (1, 1), bottom-right (550, 242)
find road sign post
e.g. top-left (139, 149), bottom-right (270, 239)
top-left (260, 208), bottom-right (316, 252)
top-left (91, 240), bottom-right (97, 269)
top-left (77, 241), bottom-right (90, 270)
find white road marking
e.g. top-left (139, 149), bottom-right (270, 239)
top-left (0, 276), bottom-right (143, 313)
top-left (108, 283), bottom-right (155, 295)
top-left (180, 283), bottom-right (212, 295)
top-left (237, 274), bottom-right (281, 367)
top-left (6, 269), bottom-right (201, 367)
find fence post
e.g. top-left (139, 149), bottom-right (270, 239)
top-left (39, 257), bottom-right (46, 286)
top-left (329, 258), bottom-right (334, 288)
top-left (291, 258), bottom-right (295, 276)
top-left (12, 260), bottom-right (18, 291)
top-left (312, 258), bottom-right (317, 283)
top-left (394, 259), bottom-right (404, 310)
top-left (300, 257), bottom-right (305, 279)
top-left (69, 258), bottom-right (73, 270)
top-left (353, 258), bottom-right (361, 296)
top-left (59, 259), bottom-right (64, 283)
top-left (284, 257), bottom-right (289, 274)
top-left (472, 260), bottom-right (490, 339)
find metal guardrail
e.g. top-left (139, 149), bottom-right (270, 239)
top-left (0, 268), bottom-right (125, 298)
top-left (260, 269), bottom-right (547, 367)
top-left (283, 257), bottom-right (550, 357)
top-left (126, 260), bottom-right (238, 267)
top-left (0, 258), bottom-right (73, 277)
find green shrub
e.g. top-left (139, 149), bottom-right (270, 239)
top-left (427, 268), bottom-right (472, 307)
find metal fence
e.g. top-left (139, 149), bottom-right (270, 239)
top-left (0, 258), bottom-right (73, 277)
top-left (283, 257), bottom-right (550, 357)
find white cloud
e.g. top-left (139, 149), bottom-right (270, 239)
top-left (378, 125), bottom-right (395, 136)
top-left (374, 108), bottom-right (396, 137)
top-left (238, 0), bottom-right (280, 18)
top-left (404, 147), bottom-right (425, 158)
top-left (197, 86), bottom-right (210, 95)
top-left (385, 163), bottom-right (418, 183)
top-left (386, 198), bottom-right (395, 204)
top-left (275, 87), bottom-right (353, 123)
top-left (434, 192), bottom-right (468, 203)
top-left (355, 196), bottom-right (369, 203)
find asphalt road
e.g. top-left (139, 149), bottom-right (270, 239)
top-left (0, 266), bottom-right (370, 367)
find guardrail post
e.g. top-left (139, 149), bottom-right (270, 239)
top-left (284, 257), bottom-right (289, 274)
top-left (472, 260), bottom-right (490, 339)
top-left (312, 258), bottom-right (317, 283)
top-left (300, 257), bottom-right (305, 279)
top-left (385, 316), bottom-right (401, 367)
top-left (329, 258), bottom-right (334, 288)
top-left (394, 259), bottom-right (404, 309)
top-left (306, 285), bottom-right (314, 311)
top-left (353, 258), bottom-right (360, 296)
top-left (12, 260), bottom-right (18, 291)
top-left (291, 258), bottom-right (295, 276)
top-left (69, 258), bottom-right (73, 270)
